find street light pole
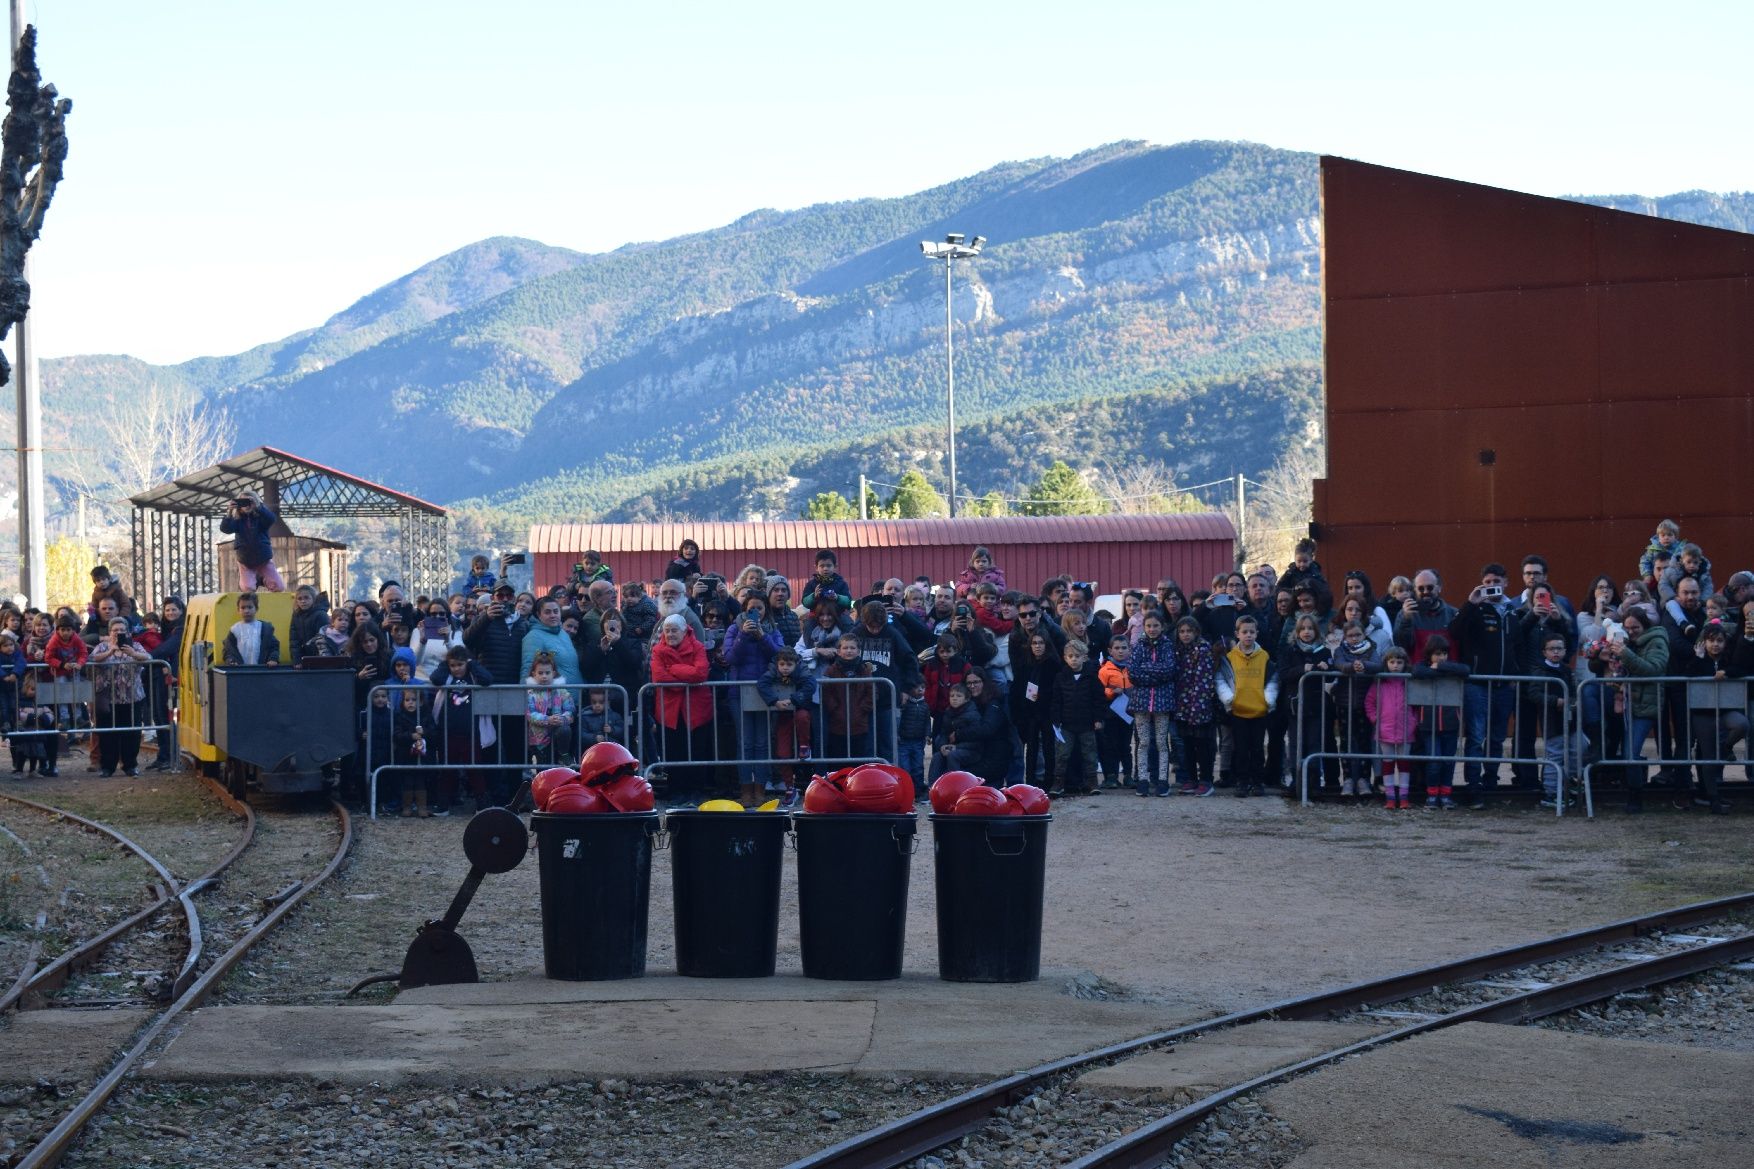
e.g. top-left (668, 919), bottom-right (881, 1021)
top-left (921, 233), bottom-right (983, 519)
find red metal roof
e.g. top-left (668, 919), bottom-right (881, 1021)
top-left (529, 514), bottom-right (1235, 555)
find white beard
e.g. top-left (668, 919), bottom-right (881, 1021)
top-left (657, 595), bottom-right (686, 620)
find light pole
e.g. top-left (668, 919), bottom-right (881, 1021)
top-left (920, 233), bottom-right (983, 517)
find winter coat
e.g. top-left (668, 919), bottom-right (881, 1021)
top-left (1365, 674), bottom-right (1416, 745)
top-left (820, 659), bottom-right (876, 736)
top-left (922, 654), bottom-right (970, 716)
top-left (288, 602), bottom-right (330, 656)
top-left (1394, 599), bottom-right (1458, 662)
top-left (1658, 556), bottom-right (1715, 607)
top-left (1329, 636), bottom-right (1381, 709)
top-left (1170, 638), bottom-right (1218, 727)
top-left (954, 564), bottom-right (1006, 598)
top-left (221, 621), bottom-right (281, 667)
top-left (1277, 638), bottom-right (1332, 711)
top-left (1514, 609), bottom-right (1578, 674)
top-left (1615, 627), bottom-right (1671, 719)
top-left (218, 503), bottom-right (278, 568)
top-left (799, 572), bottom-right (853, 612)
top-left (756, 662), bottom-right (815, 709)
top-left (429, 660), bottom-right (495, 752)
top-left (945, 698), bottom-right (1011, 783)
top-left (525, 684), bottom-right (576, 747)
top-left (520, 622), bottom-right (581, 684)
top-left (1447, 600), bottom-right (1516, 676)
top-left (722, 616), bottom-right (784, 682)
top-left (44, 630), bottom-right (88, 677)
top-left (581, 635), bottom-right (645, 699)
top-left (1010, 651), bottom-right (1062, 729)
top-left (795, 614), bottom-right (854, 675)
top-left (579, 703), bottom-right (624, 744)
top-left (1051, 666), bottom-right (1106, 732)
top-left (622, 596), bottom-right (661, 644)
top-left (1126, 633), bottom-right (1178, 715)
top-left (651, 631), bottom-right (713, 730)
top-left (851, 621), bottom-right (920, 705)
top-left (664, 554), bottom-right (702, 583)
top-left (410, 619), bottom-right (464, 682)
top-left (464, 610), bottom-right (529, 689)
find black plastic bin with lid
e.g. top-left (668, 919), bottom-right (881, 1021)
top-left (929, 813), bottom-right (1052, 982)
top-left (665, 809), bottom-right (790, 978)
top-left (532, 811), bottom-right (659, 980)
top-left (794, 812), bottom-right (917, 980)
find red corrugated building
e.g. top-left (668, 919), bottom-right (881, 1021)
top-left (529, 515), bottom-right (1236, 598)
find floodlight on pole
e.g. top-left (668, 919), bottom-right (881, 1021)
top-left (918, 232), bottom-right (982, 517)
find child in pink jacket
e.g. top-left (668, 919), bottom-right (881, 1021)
top-left (1366, 645), bottom-right (1417, 809)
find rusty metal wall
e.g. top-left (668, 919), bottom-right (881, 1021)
top-left (1315, 157), bottom-right (1754, 600)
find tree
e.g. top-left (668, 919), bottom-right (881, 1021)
top-left (44, 533), bottom-right (93, 609)
top-left (862, 483), bottom-right (891, 519)
top-left (1243, 443), bottom-right (1323, 570)
top-left (91, 382), bottom-right (237, 497)
top-left (803, 491), bottom-right (855, 520)
top-left (1092, 459), bottom-right (1209, 515)
top-left (1021, 460), bottom-right (1109, 516)
top-left (962, 489), bottom-right (1009, 517)
top-left (887, 470), bottom-right (947, 518)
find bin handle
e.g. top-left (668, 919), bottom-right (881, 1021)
top-left (892, 825), bottom-right (918, 856)
top-left (985, 821), bottom-right (1027, 856)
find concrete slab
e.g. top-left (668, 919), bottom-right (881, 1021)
top-left (0, 1008), bottom-right (153, 1083)
top-left (147, 999), bottom-right (878, 1085)
top-left (1266, 1023), bottom-right (1754, 1169)
top-left (137, 975), bottom-right (1198, 1085)
top-left (1074, 1019), bottom-right (1391, 1099)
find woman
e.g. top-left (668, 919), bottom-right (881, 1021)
top-left (145, 595), bottom-right (184, 771)
top-left (1609, 605), bottom-right (1668, 812)
top-left (1577, 575), bottom-right (1621, 646)
top-left (794, 599), bottom-right (850, 675)
top-left (956, 667), bottom-right (1013, 784)
top-left (1009, 632), bottom-right (1062, 790)
top-left (1339, 595), bottom-right (1392, 657)
top-left (410, 600), bottom-right (463, 681)
top-left (650, 614), bottom-right (714, 796)
top-left (89, 616), bottom-right (151, 776)
top-left (347, 622), bottom-right (393, 711)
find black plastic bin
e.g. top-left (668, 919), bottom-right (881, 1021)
top-left (666, 810), bottom-right (790, 978)
top-left (794, 813), bottom-right (917, 980)
top-left (929, 813), bottom-right (1052, 982)
top-left (532, 811), bottom-right (659, 980)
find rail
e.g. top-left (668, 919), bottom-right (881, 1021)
top-left (1576, 674), bottom-right (1750, 813)
top-left (634, 676), bottom-right (899, 787)
top-left (1292, 670), bottom-right (1580, 815)
top-left (364, 681), bottom-right (631, 818)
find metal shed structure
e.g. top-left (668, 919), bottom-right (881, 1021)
top-left (1315, 157), bottom-right (1754, 598)
top-left (129, 447), bottom-right (450, 603)
top-left (529, 514), bottom-right (1236, 597)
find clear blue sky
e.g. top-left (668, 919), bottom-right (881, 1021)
top-left (26, 0), bottom-right (1754, 364)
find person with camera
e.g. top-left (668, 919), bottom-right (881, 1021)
top-left (1392, 570), bottom-right (1456, 663)
top-left (88, 616), bottom-right (153, 776)
top-left (219, 490), bottom-right (285, 592)
top-left (377, 581), bottom-right (418, 644)
top-left (1447, 564), bottom-right (1518, 803)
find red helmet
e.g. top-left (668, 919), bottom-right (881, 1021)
top-left (802, 777), bottom-right (850, 814)
top-left (531, 766), bottom-right (580, 811)
top-left (843, 766), bottom-right (901, 813)
top-left (930, 771), bottom-right (983, 815)
top-left (952, 785), bottom-right (1013, 816)
top-left (579, 741), bottom-right (638, 786)
top-left (1003, 784), bottom-right (1051, 815)
top-left (600, 773), bottom-right (655, 813)
top-left (866, 763), bottom-right (916, 811)
top-left (546, 783), bottom-right (613, 815)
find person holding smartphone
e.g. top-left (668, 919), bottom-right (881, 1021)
top-left (218, 490), bottom-right (285, 592)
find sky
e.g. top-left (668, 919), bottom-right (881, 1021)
top-left (23, 0), bottom-right (1754, 364)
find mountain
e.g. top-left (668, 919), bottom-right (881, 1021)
top-left (36, 143), bottom-right (1753, 535)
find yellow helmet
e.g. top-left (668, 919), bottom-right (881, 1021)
top-left (698, 799), bottom-right (745, 813)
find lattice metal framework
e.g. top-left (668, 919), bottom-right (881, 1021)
top-left (129, 447), bottom-right (449, 602)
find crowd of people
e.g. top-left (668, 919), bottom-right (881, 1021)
top-left (11, 521), bottom-right (1751, 819)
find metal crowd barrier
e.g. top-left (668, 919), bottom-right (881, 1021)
top-left (9, 659), bottom-right (176, 740)
top-left (1576, 674), bottom-right (1751, 812)
top-left (365, 681), bottom-right (630, 819)
top-left (1293, 670), bottom-right (1581, 817)
top-left (634, 676), bottom-right (898, 787)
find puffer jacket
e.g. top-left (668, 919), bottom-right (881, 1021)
top-left (1170, 637), bottom-right (1217, 726)
top-left (1616, 627), bottom-right (1671, 719)
top-left (1329, 636), bottom-right (1381, 709)
top-left (651, 632), bottom-right (712, 730)
top-left (1127, 632), bottom-right (1177, 714)
top-left (1365, 674), bottom-right (1416, 745)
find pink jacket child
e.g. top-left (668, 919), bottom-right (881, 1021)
top-left (1365, 673), bottom-right (1416, 747)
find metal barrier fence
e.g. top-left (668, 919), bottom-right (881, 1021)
top-left (1293, 671), bottom-right (1580, 817)
top-left (9, 659), bottom-right (175, 740)
top-left (1576, 675), bottom-right (1751, 813)
top-left (634, 676), bottom-right (898, 788)
top-left (365, 681), bottom-right (630, 819)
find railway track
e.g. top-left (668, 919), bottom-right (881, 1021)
top-left (786, 892), bottom-right (1754, 1169)
top-left (1, 779), bottom-right (352, 1169)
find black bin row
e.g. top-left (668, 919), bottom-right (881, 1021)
top-left (533, 810), bottom-right (1050, 983)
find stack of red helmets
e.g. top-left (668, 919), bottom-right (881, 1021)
top-left (530, 742), bottom-right (655, 813)
top-left (801, 763), bottom-right (914, 814)
top-left (929, 771), bottom-right (1051, 816)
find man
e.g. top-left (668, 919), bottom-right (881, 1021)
top-left (652, 579), bottom-right (706, 645)
top-left (219, 490), bottom-right (285, 592)
top-left (1509, 555), bottom-right (1574, 617)
top-left (851, 599), bottom-right (922, 740)
top-left (464, 584), bottom-right (529, 690)
top-left (521, 595), bottom-right (582, 682)
top-left (378, 581), bottom-right (418, 640)
top-left (1447, 563), bottom-right (1517, 803)
top-left (581, 580), bottom-right (617, 643)
top-left (1393, 569), bottom-right (1456, 662)
top-left (83, 596), bottom-right (126, 642)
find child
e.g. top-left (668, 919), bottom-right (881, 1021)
top-left (1525, 633), bottom-right (1584, 809)
top-left (1658, 543), bottom-right (1715, 630)
top-left (1411, 635), bottom-right (1470, 809)
top-left (461, 554), bottom-right (497, 596)
top-left (799, 550), bottom-right (853, 612)
top-left (820, 635), bottom-right (876, 762)
top-left (392, 689), bottom-right (431, 817)
top-left (221, 593), bottom-right (281, 666)
top-left (1330, 620), bottom-right (1381, 797)
top-left (1217, 616), bottom-right (1278, 797)
top-left (757, 648), bottom-right (815, 807)
top-left (1638, 519), bottom-right (1681, 585)
top-left (430, 645), bottom-right (496, 813)
top-left (1278, 614), bottom-right (1333, 795)
top-left (0, 629), bottom-right (24, 732)
top-left (1098, 635), bottom-right (1136, 792)
top-left (135, 613), bottom-right (163, 655)
top-left (1127, 612), bottom-right (1178, 795)
top-left (936, 682), bottom-right (980, 776)
top-left (921, 633), bottom-right (969, 730)
top-left (896, 683), bottom-right (930, 792)
top-left (578, 690), bottom-right (624, 748)
top-left (1679, 621), bottom-right (1745, 815)
top-left (1171, 617), bottom-right (1218, 796)
top-left (1366, 646), bottom-right (1417, 808)
top-left (1050, 642), bottom-right (1105, 796)
top-left (362, 685), bottom-right (395, 813)
top-left (525, 650), bottom-right (577, 767)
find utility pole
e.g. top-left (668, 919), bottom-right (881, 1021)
top-left (919, 233), bottom-right (983, 519)
top-left (858, 473), bottom-right (868, 520)
top-left (1235, 473), bottom-right (1248, 569)
top-left (10, 0), bottom-right (44, 607)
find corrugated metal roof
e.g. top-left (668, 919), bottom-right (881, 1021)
top-left (130, 446), bottom-right (447, 518)
top-left (528, 514), bottom-right (1235, 555)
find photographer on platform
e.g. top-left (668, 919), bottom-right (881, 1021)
top-left (219, 490), bottom-right (284, 592)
